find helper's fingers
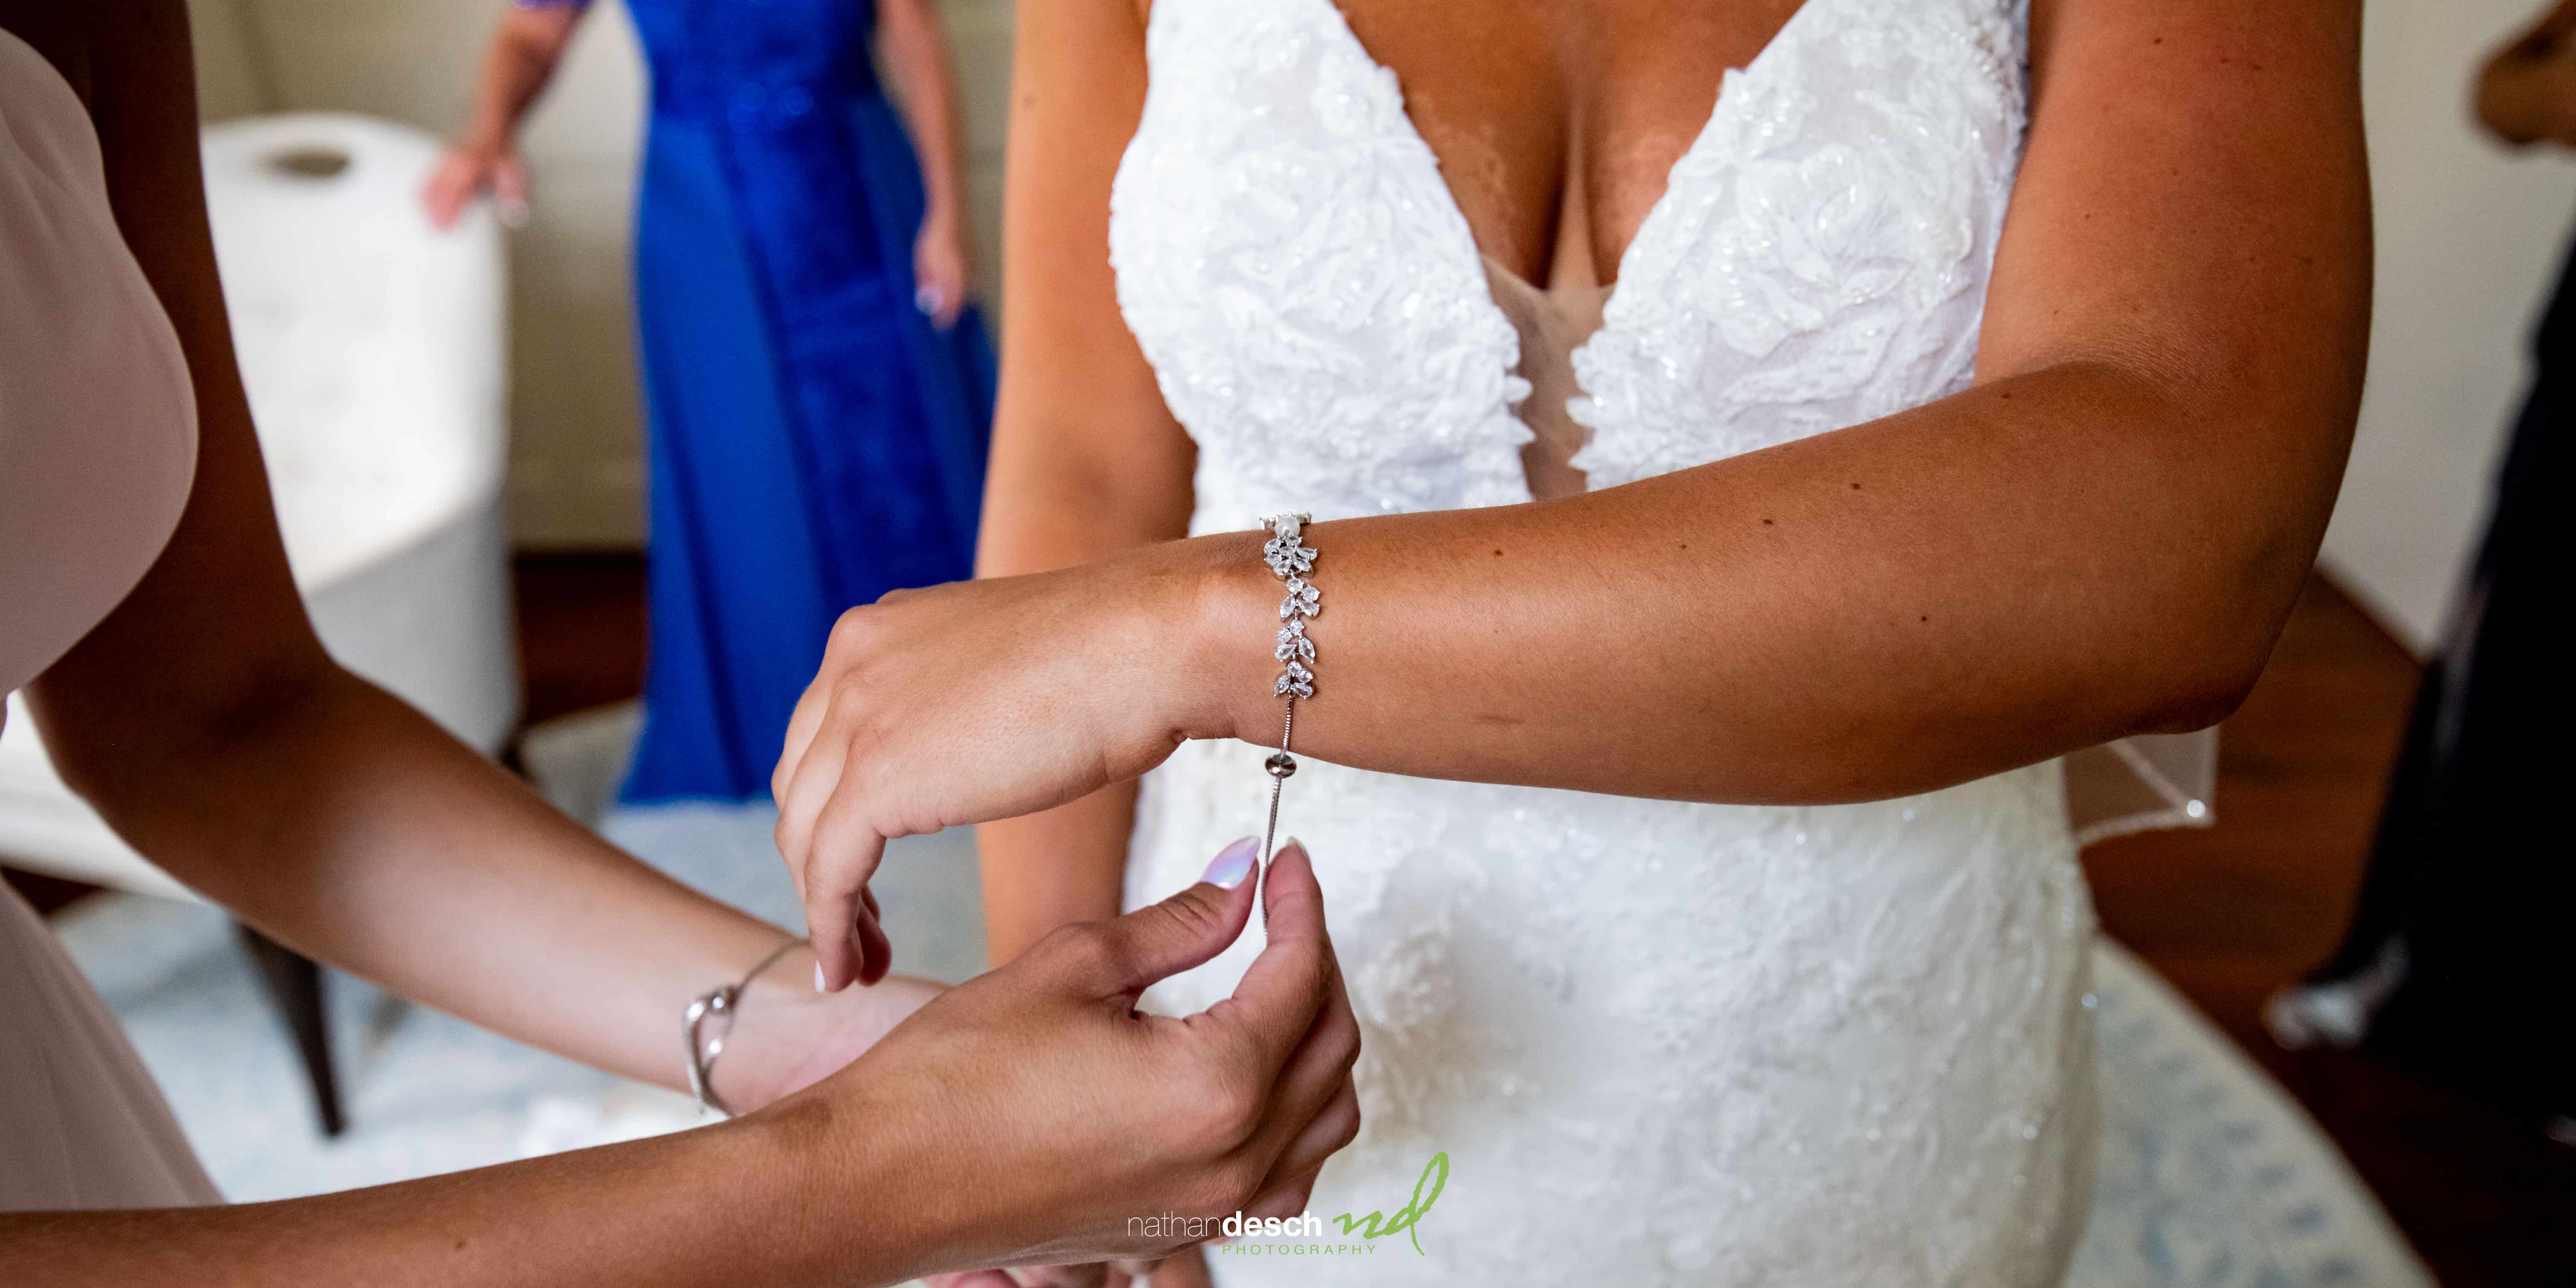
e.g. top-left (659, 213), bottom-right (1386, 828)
top-left (1063, 837), bottom-right (1260, 998)
top-left (1243, 924), bottom-right (1359, 1150)
top-left (1252, 1077), bottom-right (1359, 1205)
top-left (1201, 840), bottom-right (1339, 1075)
top-left (1148, 1251), bottom-right (1214, 1288)
top-left (1016, 1264), bottom-right (1107, 1288)
top-left (1242, 1159), bottom-right (1326, 1226)
top-left (922, 1273), bottom-right (1019, 1288)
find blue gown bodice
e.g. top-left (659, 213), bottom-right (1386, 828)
top-left (582, 0), bottom-right (995, 802)
top-left (624, 0), bottom-right (881, 124)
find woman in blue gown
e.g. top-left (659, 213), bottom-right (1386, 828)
top-left (428, 0), bottom-right (993, 802)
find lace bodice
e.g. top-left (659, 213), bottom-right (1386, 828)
top-left (1110, 0), bottom-right (2023, 524)
top-left (1111, 1), bottom-right (2106, 1284)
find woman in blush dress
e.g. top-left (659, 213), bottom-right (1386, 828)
top-left (428, 0), bottom-right (995, 802)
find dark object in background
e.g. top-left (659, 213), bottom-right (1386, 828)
top-left (237, 924), bottom-right (345, 1138)
top-left (2271, 224), bottom-right (2574, 1129)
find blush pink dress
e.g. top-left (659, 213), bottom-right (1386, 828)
top-left (0, 26), bottom-right (222, 1211)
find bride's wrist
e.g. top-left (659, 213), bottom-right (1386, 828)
top-left (1159, 527), bottom-right (1289, 746)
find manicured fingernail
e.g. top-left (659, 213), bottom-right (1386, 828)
top-left (814, 963), bottom-right (827, 993)
top-left (1278, 836), bottom-right (1307, 860)
top-left (1202, 836), bottom-right (1259, 889)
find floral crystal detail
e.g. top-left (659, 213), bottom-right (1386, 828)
top-left (1263, 514), bottom-right (1319, 699)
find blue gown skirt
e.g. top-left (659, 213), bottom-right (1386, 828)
top-left (621, 89), bottom-right (992, 803)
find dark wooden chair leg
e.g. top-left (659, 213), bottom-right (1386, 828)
top-left (235, 923), bottom-right (347, 1138)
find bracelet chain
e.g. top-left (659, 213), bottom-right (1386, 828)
top-left (1259, 514), bottom-right (1318, 864)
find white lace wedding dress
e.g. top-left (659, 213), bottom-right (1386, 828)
top-left (1106, 0), bottom-right (2413, 1285)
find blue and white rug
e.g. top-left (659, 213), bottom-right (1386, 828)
top-left (47, 705), bottom-right (2429, 1286)
top-left (2069, 943), bottom-right (2428, 1287)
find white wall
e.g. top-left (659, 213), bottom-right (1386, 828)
top-left (188, 0), bottom-right (1016, 549)
top-left (2330, 0), bottom-right (2576, 653)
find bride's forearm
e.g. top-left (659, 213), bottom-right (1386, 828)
top-left (1162, 360), bottom-right (2340, 805)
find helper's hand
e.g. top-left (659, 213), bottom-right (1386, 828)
top-left (791, 838), bottom-right (1359, 1282)
top-left (925, 1250), bottom-right (1211, 1288)
top-left (773, 543), bottom-right (1248, 991)
top-left (930, 1241), bottom-right (1216, 1288)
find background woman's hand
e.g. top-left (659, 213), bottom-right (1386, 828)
top-left (421, 142), bottom-right (529, 229)
top-left (914, 211), bottom-right (972, 329)
top-left (784, 839), bottom-right (1360, 1281)
top-left (775, 549), bottom-right (1233, 989)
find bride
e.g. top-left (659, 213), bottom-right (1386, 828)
top-left (770, 0), bottom-right (2367, 1282)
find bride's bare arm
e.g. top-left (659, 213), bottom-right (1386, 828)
top-left (780, 0), bottom-right (2367, 990)
top-left (970, 0), bottom-right (1191, 965)
top-left (1183, 0), bottom-right (2368, 801)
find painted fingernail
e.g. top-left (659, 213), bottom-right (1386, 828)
top-left (814, 963), bottom-right (827, 993)
top-left (1201, 836), bottom-right (1259, 889)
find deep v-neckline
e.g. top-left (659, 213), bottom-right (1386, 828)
top-left (1307, 0), bottom-right (1826, 300)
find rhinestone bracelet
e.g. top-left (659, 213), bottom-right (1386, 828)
top-left (1259, 513), bottom-right (1320, 864)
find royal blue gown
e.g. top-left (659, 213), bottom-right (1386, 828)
top-left (593, 0), bottom-right (993, 802)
